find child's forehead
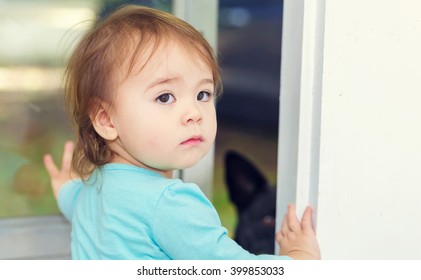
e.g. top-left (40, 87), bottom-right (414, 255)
top-left (122, 37), bottom-right (211, 77)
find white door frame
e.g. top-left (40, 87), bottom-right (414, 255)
top-left (276, 0), bottom-right (326, 238)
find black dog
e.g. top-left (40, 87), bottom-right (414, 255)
top-left (224, 150), bottom-right (277, 255)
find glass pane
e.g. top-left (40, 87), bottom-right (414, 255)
top-left (0, 0), bottom-right (172, 218)
top-left (0, 0), bottom-right (97, 218)
top-left (214, 0), bottom-right (283, 255)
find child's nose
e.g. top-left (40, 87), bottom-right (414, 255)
top-left (182, 102), bottom-right (203, 125)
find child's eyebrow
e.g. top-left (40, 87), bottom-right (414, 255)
top-left (200, 78), bottom-right (214, 86)
top-left (146, 77), bottom-right (214, 91)
top-left (146, 77), bottom-right (177, 91)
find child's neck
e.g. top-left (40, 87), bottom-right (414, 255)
top-left (110, 153), bottom-right (174, 179)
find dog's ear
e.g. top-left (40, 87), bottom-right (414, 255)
top-left (224, 150), bottom-right (269, 212)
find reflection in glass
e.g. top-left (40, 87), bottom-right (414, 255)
top-left (0, 0), bottom-right (173, 218)
top-left (0, 0), bottom-right (97, 218)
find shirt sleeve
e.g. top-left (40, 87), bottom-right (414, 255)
top-left (151, 181), bottom-right (291, 260)
top-left (57, 179), bottom-right (83, 222)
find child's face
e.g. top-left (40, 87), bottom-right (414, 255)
top-left (108, 42), bottom-right (217, 177)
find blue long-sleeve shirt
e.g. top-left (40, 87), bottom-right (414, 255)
top-left (58, 163), bottom-right (290, 260)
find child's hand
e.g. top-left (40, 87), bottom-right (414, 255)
top-left (43, 141), bottom-right (78, 199)
top-left (277, 204), bottom-right (321, 260)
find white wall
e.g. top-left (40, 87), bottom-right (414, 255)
top-left (278, 0), bottom-right (421, 259)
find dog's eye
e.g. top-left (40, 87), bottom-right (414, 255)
top-left (262, 215), bottom-right (275, 227)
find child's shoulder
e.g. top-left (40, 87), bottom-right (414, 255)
top-left (91, 164), bottom-right (188, 209)
top-left (98, 163), bottom-right (186, 194)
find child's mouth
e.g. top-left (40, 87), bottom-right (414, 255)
top-left (181, 136), bottom-right (203, 146)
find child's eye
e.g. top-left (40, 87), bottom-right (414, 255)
top-left (156, 93), bottom-right (175, 104)
top-left (197, 91), bottom-right (212, 102)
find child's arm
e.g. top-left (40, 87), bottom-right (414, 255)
top-left (277, 204), bottom-right (321, 260)
top-left (43, 141), bottom-right (77, 198)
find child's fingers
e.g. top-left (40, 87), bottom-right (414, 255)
top-left (61, 141), bottom-right (74, 171)
top-left (43, 154), bottom-right (59, 177)
top-left (280, 213), bottom-right (289, 237)
top-left (301, 206), bottom-right (315, 233)
top-left (286, 204), bottom-right (301, 232)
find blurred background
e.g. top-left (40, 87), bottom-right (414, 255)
top-left (0, 0), bottom-right (282, 236)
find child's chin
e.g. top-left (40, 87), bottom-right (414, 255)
top-left (178, 156), bottom-right (206, 170)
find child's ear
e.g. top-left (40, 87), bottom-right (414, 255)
top-left (90, 104), bottom-right (118, 141)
